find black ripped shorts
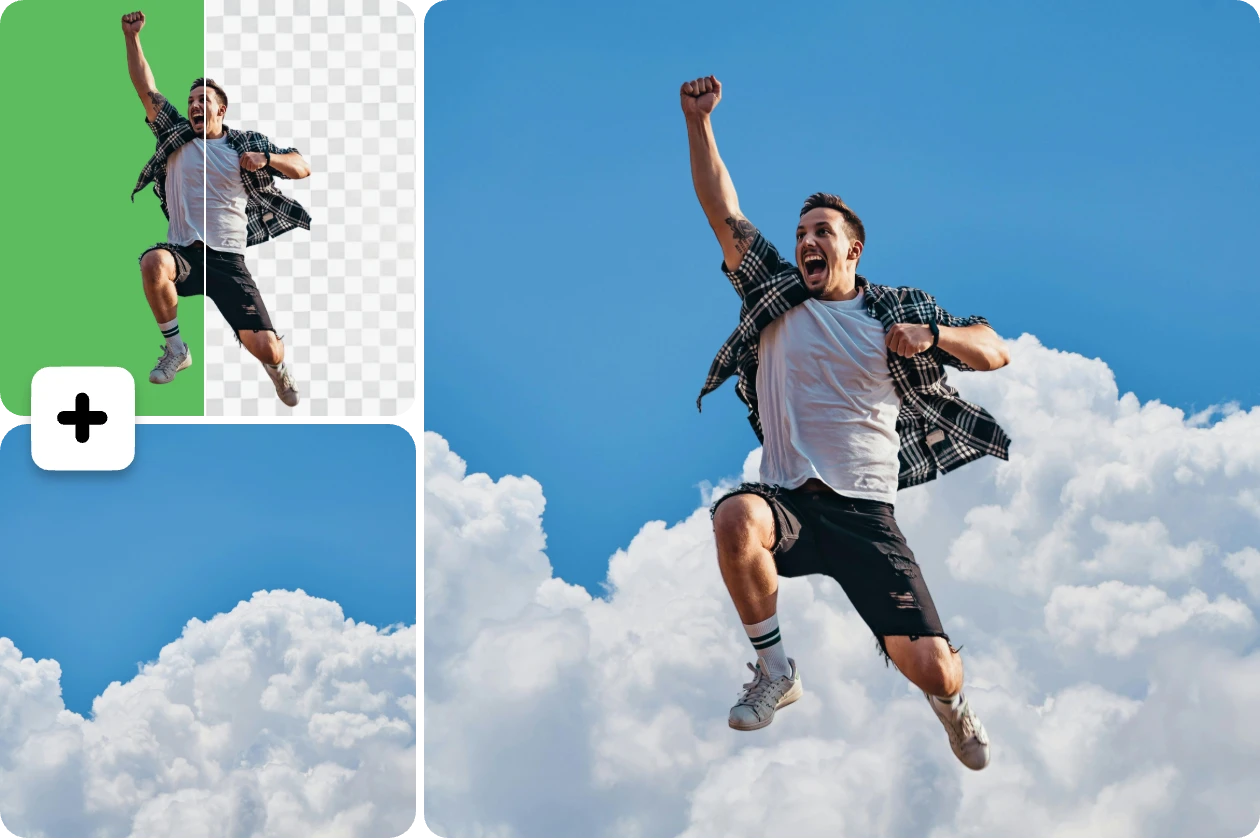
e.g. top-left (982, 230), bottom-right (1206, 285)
top-left (711, 481), bottom-right (953, 662)
top-left (139, 241), bottom-right (275, 334)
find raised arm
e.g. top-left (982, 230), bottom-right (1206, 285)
top-left (121, 11), bottom-right (164, 122)
top-left (681, 76), bottom-right (757, 271)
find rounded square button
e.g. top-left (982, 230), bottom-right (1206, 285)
top-left (31, 367), bottom-right (136, 471)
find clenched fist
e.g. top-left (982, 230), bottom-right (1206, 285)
top-left (885, 323), bottom-right (935, 358)
top-left (121, 11), bottom-right (146, 35)
top-left (239, 152), bottom-right (269, 172)
top-left (680, 75), bottom-right (721, 117)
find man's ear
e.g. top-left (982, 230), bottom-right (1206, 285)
top-left (849, 239), bottom-right (864, 262)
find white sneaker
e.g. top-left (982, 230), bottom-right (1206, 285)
top-left (926, 691), bottom-right (990, 770)
top-left (149, 344), bottom-right (191, 384)
top-left (265, 363), bottom-right (300, 407)
top-left (728, 658), bottom-right (802, 731)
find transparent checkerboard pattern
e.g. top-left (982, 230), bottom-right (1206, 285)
top-left (204, 0), bottom-right (416, 416)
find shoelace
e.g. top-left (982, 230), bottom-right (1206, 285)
top-left (736, 663), bottom-right (781, 713)
top-left (269, 365), bottom-right (296, 392)
top-left (154, 345), bottom-right (180, 372)
top-left (940, 697), bottom-right (981, 745)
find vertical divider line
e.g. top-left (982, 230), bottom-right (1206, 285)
top-left (203, 1), bottom-right (209, 418)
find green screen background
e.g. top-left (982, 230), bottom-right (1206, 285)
top-left (0, 0), bottom-right (204, 415)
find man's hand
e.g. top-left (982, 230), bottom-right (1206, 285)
top-left (680, 75), bottom-right (721, 118)
top-left (240, 152), bottom-right (269, 172)
top-left (885, 324), bottom-right (935, 358)
top-left (121, 11), bottom-right (145, 35)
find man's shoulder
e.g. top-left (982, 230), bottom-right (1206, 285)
top-left (226, 126), bottom-right (270, 147)
top-left (148, 96), bottom-right (190, 137)
top-left (866, 280), bottom-right (930, 295)
top-left (865, 281), bottom-right (934, 305)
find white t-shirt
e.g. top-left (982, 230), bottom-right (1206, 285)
top-left (755, 288), bottom-right (902, 503)
top-left (164, 136), bottom-right (249, 254)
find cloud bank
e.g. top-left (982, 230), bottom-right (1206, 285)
top-left (424, 334), bottom-right (1260, 837)
top-left (0, 590), bottom-right (416, 837)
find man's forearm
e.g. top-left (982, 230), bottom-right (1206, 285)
top-left (268, 152), bottom-right (311, 179)
top-left (937, 324), bottom-right (1010, 371)
top-left (686, 113), bottom-right (740, 227)
top-left (124, 34), bottom-right (157, 98)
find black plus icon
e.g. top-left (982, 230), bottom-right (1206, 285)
top-left (57, 393), bottom-right (109, 443)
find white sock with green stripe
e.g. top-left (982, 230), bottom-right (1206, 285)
top-left (744, 614), bottom-right (790, 679)
top-left (159, 318), bottom-right (186, 355)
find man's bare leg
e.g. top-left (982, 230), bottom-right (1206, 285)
top-left (141, 249), bottom-right (192, 384)
top-left (712, 494), bottom-right (779, 625)
top-left (238, 329), bottom-right (300, 407)
top-left (237, 329), bottom-right (283, 366)
top-left (884, 634), bottom-right (990, 770)
top-left (883, 635), bottom-right (962, 698)
top-left (712, 493), bottom-right (801, 730)
top-left (141, 248), bottom-right (178, 324)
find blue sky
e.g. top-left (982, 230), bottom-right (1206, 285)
top-left (423, 0), bottom-right (1260, 593)
top-left (0, 424), bottom-right (416, 716)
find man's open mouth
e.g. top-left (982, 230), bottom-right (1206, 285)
top-left (803, 255), bottom-right (827, 280)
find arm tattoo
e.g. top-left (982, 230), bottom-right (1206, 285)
top-left (725, 216), bottom-right (757, 255)
top-left (147, 90), bottom-right (167, 109)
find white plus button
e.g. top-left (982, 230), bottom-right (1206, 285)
top-left (31, 367), bottom-right (136, 471)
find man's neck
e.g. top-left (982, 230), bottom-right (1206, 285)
top-left (818, 271), bottom-right (861, 301)
top-left (204, 126), bottom-right (226, 140)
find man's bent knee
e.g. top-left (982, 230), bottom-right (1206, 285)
top-left (712, 493), bottom-right (776, 554)
top-left (261, 340), bottom-right (283, 365)
top-left (140, 249), bottom-right (175, 284)
top-left (920, 664), bottom-right (961, 698)
top-left (884, 635), bottom-right (961, 696)
top-left (240, 330), bottom-right (283, 365)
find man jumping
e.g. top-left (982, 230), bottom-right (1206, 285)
top-left (123, 10), bottom-right (311, 406)
top-left (684, 75), bottom-right (1012, 770)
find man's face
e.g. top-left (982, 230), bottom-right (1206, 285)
top-left (188, 87), bottom-right (225, 137)
top-left (795, 207), bottom-right (856, 297)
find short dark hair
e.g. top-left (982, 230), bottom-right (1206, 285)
top-left (190, 77), bottom-right (229, 110)
top-left (800, 192), bottom-right (865, 251)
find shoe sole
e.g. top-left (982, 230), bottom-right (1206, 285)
top-left (149, 355), bottom-right (193, 385)
top-left (729, 678), bottom-right (803, 731)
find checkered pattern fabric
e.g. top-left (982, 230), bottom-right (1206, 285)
top-left (204, 0), bottom-right (416, 416)
top-left (698, 230), bottom-right (1011, 489)
top-left (131, 96), bottom-right (312, 248)
top-left (222, 128), bottom-right (312, 247)
top-left (130, 95), bottom-right (196, 220)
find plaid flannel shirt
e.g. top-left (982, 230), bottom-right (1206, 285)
top-left (130, 95), bottom-right (312, 247)
top-left (698, 231), bottom-right (1011, 490)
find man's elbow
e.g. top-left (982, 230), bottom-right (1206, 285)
top-left (982, 341), bottom-right (1010, 371)
top-left (283, 155), bottom-right (311, 179)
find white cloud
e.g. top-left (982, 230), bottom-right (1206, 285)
top-left (422, 334), bottom-right (1260, 837)
top-left (0, 590), bottom-right (415, 837)
top-left (1226, 547), bottom-right (1260, 600)
top-left (1083, 516), bottom-right (1213, 581)
top-left (1045, 581), bottom-right (1253, 657)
